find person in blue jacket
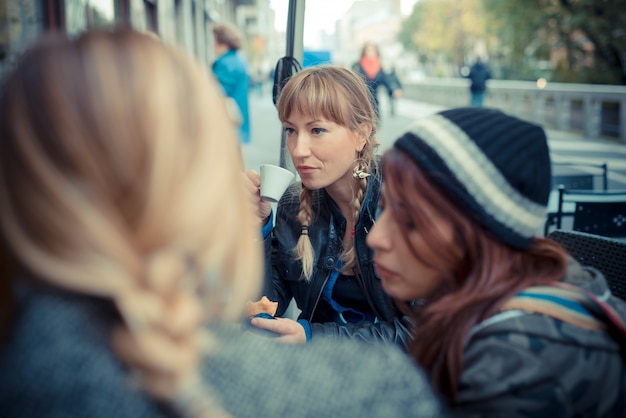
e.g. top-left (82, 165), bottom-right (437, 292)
top-left (466, 57), bottom-right (492, 107)
top-left (212, 23), bottom-right (251, 144)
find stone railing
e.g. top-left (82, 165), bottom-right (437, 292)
top-left (401, 78), bottom-right (626, 144)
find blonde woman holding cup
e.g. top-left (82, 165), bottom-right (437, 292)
top-left (246, 66), bottom-right (412, 348)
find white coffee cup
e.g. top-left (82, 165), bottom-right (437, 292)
top-left (260, 164), bottom-right (295, 203)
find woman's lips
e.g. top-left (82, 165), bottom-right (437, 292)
top-left (297, 165), bottom-right (317, 175)
top-left (374, 262), bottom-right (396, 280)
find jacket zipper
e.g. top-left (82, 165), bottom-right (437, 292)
top-left (309, 271), bottom-right (330, 321)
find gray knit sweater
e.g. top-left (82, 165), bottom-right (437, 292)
top-left (0, 284), bottom-right (445, 418)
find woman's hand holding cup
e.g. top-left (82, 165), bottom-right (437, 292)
top-left (245, 165), bottom-right (294, 226)
top-left (244, 170), bottom-right (272, 225)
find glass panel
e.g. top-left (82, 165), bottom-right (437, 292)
top-left (66, 0), bottom-right (116, 35)
top-left (130, 0), bottom-right (147, 31)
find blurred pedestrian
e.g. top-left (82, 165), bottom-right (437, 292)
top-left (0, 28), bottom-right (447, 418)
top-left (212, 23), bottom-right (251, 144)
top-left (387, 66), bottom-right (402, 117)
top-left (465, 57), bottom-right (492, 107)
top-left (352, 42), bottom-right (402, 120)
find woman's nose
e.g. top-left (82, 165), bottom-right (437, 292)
top-left (290, 135), bottom-right (311, 158)
top-left (366, 210), bottom-right (395, 251)
top-left (366, 220), bottom-right (384, 250)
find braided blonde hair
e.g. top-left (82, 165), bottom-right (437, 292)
top-left (0, 29), bottom-right (261, 417)
top-left (277, 66), bottom-right (379, 279)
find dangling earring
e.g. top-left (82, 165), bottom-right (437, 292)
top-left (352, 152), bottom-right (371, 179)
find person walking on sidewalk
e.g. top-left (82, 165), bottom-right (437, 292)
top-left (466, 57), bottom-right (492, 107)
top-left (352, 42), bottom-right (402, 120)
top-left (212, 23), bottom-right (251, 144)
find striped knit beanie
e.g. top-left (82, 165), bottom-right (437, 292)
top-left (394, 107), bottom-right (551, 249)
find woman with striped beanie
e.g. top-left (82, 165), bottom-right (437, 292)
top-left (367, 107), bottom-right (626, 417)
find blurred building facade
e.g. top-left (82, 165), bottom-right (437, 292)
top-left (0, 0), bottom-right (282, 79)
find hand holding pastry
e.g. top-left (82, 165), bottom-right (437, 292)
top-left (245, 296), bottom-right (278, 318)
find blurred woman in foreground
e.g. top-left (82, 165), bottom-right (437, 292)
top-left (0, 29), bottom-right (444, 418)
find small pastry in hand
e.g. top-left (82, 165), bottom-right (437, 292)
top-left (243, 296), bottom-right (280, 338)
top-left (245, 296), bottom-right (278, 318)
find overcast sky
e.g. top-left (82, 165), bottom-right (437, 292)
top-left (270, 0), bottom-right (418, 35)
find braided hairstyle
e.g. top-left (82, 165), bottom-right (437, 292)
top-left (0, 29), bottom-right (262, 417)
top-left (276, 66), bottom-right (379, 279)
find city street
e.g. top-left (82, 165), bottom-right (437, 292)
top-left (242, 91), bottom-right (626, 189)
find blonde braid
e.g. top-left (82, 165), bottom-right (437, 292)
top-left (341, 173), bottom-right (368, 273)
top-left (0, 30), bottom-right (264, 418)
top-left (113, 252), bottom-right (200, 384)
top-left (113, 251), bottom-right (230, 418)
top-left (296, 186), bottom-right (315, 280)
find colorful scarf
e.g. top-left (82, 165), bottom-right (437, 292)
top-left (501, 281), bottom-right (626, 340)
top-left (360, 56), bottom-right (381, 80)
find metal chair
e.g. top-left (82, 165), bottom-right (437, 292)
top-left (548, 229), bottom-right (626, 301)
top-left (544, 186), bottom-right (626, 237)
top-left (551, 162), bottom-right (608, 191)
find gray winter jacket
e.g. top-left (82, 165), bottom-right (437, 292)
top-left (0, 281), bottom-right (445, 418)
top-left (453, 260), bottom-right (626, 417)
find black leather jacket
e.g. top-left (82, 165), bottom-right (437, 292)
top-left (262, 163), bottom-right (412, 350)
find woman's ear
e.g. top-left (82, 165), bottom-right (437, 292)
top-left (356, 123), bottom-right (373, 152)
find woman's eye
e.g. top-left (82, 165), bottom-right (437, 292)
top-left (311, 127), bottom-right (325, 135)
top-left (284, 127), bottom-right (295, 135)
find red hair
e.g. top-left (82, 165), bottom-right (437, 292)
top-left (381, 148), bottom-right (568, 401)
